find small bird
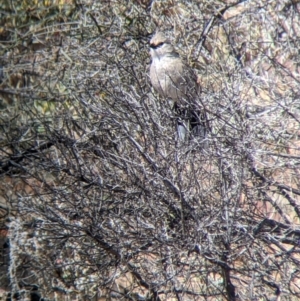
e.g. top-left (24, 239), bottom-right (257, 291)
top-left (149, 32), bottom-right (206, 143)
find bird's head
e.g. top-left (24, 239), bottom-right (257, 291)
top-left (149, 32), bottom-right (176, 59)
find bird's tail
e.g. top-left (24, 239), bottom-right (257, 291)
top-left (190, 110), bottom-right (207, 141)
top-left (176, 107), bottom-right (208, 146)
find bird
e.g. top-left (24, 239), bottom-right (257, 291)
top-left (149, 31), bottom-right (207, 143)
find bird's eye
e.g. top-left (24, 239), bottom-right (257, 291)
top-left (150, 42), bottom-right (164, 49)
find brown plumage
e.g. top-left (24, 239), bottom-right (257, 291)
top-left (149, 32), bottom-right (206, 142)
